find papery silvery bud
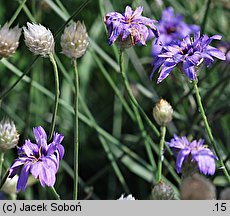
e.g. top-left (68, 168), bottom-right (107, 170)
top-left (153, 99), bottom-right (173, 126)
top-left (118, 194), bottom-right (135, 200)
top-left (0, 119), bottom-right (19, 151)
top-left (1, 176), bottom-right (19, 195)
top-left (151, 181), bottom-right (175, 200)
top-left (219, 187), bottom-right (230, 200)
top-left (1, 175), bottom-right (37, 196)
top-left (61, 21), bottom-right (89, 59)
top-left (23, 22), bottom-right (54, 57)
top-left (180, 174), bottom-right (216, 200)
top-left (0, 23), bottom-right (21, 58)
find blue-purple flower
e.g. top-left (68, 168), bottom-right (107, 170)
top-left (104, 5), bottom-right (158, 46)
top-left (167, 135), bottom-right (217, 175)
top-left (150, 7), bottom-right (199, 47)
top-left (151, 31), bottom-right (226, 83)
top-left (9, 126), bottom-right (64, 191)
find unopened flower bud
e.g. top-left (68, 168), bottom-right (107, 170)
top-left (61, 21), bottom-right (89, 59)
top-left (219, 187), bottom-right (230, 200)
top-left (1, 176), bottom-right (19, 195)
top-left (0, 119), bottom-right (19, 151)
top-left (180, 174), bottom-right (216, 200)
top-left (151, 181), bottom-right (175, 200)
top-left (153, 99), bottom-right (173, 126)
top-left (118, 194), bottom-right (135, 200)
top-left (1, 175), bottom-right (37, 196)
top-left (0, 23), bottom-right (21, 58)
top-left (23, 22), bottom-right (54, 57)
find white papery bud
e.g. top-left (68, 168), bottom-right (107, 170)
top-left (1, 175), bottom-right (19, 195)
top-left (0, 23), bottom-right (21, 58)
top-left (61, 21), bottom-right (89, 59)
top-left (23, 22), bottom-right (54, 57)
top-left (0, 119), bottom-right (19, 151)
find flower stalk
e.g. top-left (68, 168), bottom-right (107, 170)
top-left (49, 186), bottom-right (61, 200)
top-left (157, 126), bottom-right (166, 182)
top-left (119, 50), bottom-right (156, 175)
top-left (193, 80), bottom-right (230, 182)
top-left (48, 53), bottom-right (60, 141)
top-left (0, 152), bottom-right (4, 185)
top-left (73, 59), bottom-right (79, 200)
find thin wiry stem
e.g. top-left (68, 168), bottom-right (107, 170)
top-left (49, 186), bottom-right (60, 200)
top-left (119, 50), bottom-right (156, 178)
top-left (193, 80), bottom-right (230, 183)
top-left (73, 59), bottom-right (79, 200)
top-left (0, 152), bottom-right (4, 185)
top-left (48, 53), bottom-right (60, 141)
top-left (157, 126), bottom-right (166, 183)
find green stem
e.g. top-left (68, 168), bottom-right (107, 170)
top-left (49, 186), bottom-right (60, 200)
top-left (157, 126), bottom-right (166, 183)
top-left (119, 52), bottom-right (159, 137)
top-left (119, 50), bottom-right (156, 175)
top-left (73, 59), bottom-right (79, 200)
top-left (193, 80), bottom-right (230, 183)
top-left (0, 152), bottom-right (4, 185)
top-left (48, 53), bottom-right (60, 141)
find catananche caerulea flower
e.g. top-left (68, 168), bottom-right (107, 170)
top-left (9, 126), bottom-right (64, 191)
top-left (150, 7), bottom-right (199, 47)
top-left (104, 5), bottom-right (158, 46)
top-left (167, 135), bottom-right (217, 175)
top-left (151, 31), bottom-right (226, 83)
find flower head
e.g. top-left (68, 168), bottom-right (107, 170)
top-left (152, 98), bottom-right (173, 126)
top-left (23, 22), bottom-right (54, 57)
top-left (150, 7), bottom-right (199, 47)
top-left (151, 32), bottom-right (226, 83)
top-left (0, 23), bottom-right (21, 58)
top-left (9, 126), bottom-right (64, 191)
top-left (0, 119), bottom-right (19, 151)
top-left (167, 135), bottom-right (217, 175)
top-left (104, 5), bottom-right (158, 47)
top-left (61, 21), bottom-right (89, 59)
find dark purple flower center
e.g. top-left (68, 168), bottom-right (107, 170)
top-left (166, 26), bottom-right (176, 34)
